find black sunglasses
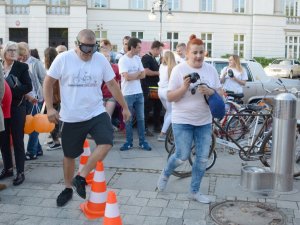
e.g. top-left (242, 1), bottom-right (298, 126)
top-left (76, 39), bottom-right (98, 54)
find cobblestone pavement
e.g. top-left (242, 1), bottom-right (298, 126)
top-left (0, 131), bottom-right (299, 225)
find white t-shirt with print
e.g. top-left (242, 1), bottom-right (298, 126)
top-left (118, 54), bottom-right (144, 96)
top-left (221, 67), bottom-right (248, 94)
top-left (168, 61), bottom-right (222, 126)
top-left (48, 49), bottom-right (115, 122)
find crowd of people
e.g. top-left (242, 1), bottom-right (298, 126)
top-left (0, 29), bottom-right (247, 206)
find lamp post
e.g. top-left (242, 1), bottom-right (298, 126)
top-left (148, 0), bottom-right (173, 42)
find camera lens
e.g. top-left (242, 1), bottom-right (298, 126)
top-left (190, 73), bottom-right (200, 83)
top-left (228, 69), bottom-right (234, 78)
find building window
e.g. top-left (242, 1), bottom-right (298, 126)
top-left (285, 36), bottom-right (300, 58)
top-left (6, 0), bottom-right (30, 14)
top-left (167, 0), bottom-right (179, 10)
top-left (201, 33), bottom-right (212, 57)
top-left (9, 28), bottom-right (28, 43)
top-left (233, 34), bottom-right (244, 58)
top-left (130, 0), bottom-right (144, 9)
top-left (233, 0), bottom-right (245, 13)
top-left (11, 0), bottom-right (30, 4)
top-left (92, 0), bottom-right (108, 8)
top-left (46, 0), bottom-right (69, 14)
top-left (49, 28), bottom-right (68, 49)
top-left (200, 0), bottom-right (213, 12)
top-left (167, 32), bottom-right (178, 51)
top-left (285, 0), bottom-right (299, 16)
top-left (47, 0), bottom-right (69, 6)
top-left (95, 30), bottom-right (107, 39)
top-left (131, 31), bottom-right (143, 39)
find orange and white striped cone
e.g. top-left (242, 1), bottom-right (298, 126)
top-left (103, 191), bottom-right (122, 225)
top-left (78, 140), bottom-right (94, 185)
top-left (80, 161), bottom-right (107, 219)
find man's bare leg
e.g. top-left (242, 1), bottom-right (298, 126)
top-left (79, 144), bottom-right (111, 177)
top-left (63, 157), bottom-right (75, 188)
top-left (56, 157), bottom-right (75, 207)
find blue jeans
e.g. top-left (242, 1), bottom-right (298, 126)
top-left (124, 93), bottom-right (146, 144)
top-left (26, 101), bottom-right (43, 155)
top-left (164, 123), bottom-right (212, 193)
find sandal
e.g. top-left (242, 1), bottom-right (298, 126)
top-left (25, 152), bottom-right (37, 160)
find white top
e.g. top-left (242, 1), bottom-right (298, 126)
top-left (168, 61), bottom-right (222, 126)
top-left (221, 67), bottom-right (248, 94)
top-left (118, 54), bottom-right (144, 96)
top-left (48, 49), bottom-right (115, 122)
top-left (158, 64), bottom-right (169, 89)
top-left (175, 54), bottom-right (186, 64)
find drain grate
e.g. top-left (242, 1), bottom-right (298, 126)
top-left (210, 200), bottom-right (286, 225)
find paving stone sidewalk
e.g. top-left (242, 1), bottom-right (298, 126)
top-left (0, 131), bottom-right (299, 225)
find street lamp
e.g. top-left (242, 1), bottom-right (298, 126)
top-left (148, 0), bottom-right (174, 42)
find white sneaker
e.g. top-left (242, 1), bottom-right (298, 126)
top-left (188, 192), bottom-right (211, 204)
top-left (156, 170), bottom-right (169, 192)
top-left (157, 135), bottom-right (166, 142)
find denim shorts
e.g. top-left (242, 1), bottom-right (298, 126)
top-left (61, 112), bottom-right (113, 158)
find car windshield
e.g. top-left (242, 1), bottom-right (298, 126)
top-left (272, 59), bottom-right (292, 65)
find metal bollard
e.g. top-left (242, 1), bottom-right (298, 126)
top-left (272, 93), bottom-right (297, 192)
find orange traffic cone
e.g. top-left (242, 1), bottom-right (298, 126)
top-left (80, 161), bottom-right (107, 219)
top-left (103, 191), bottom-right (122, 225)
top-left (78, 140), bottom-right (94, 185)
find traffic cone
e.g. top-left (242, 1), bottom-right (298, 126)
top-left (78, 140), bottom-right (94, 185)
top-left (80, 161), bottom-right (107, 219)
top-left (103, 191), bottom-right (122, 225)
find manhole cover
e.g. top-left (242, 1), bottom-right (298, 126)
top-left (210, 200), bottom-right (285, 225)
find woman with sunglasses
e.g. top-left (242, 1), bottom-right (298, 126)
top-left (0, 41), bottom-right (32, 186)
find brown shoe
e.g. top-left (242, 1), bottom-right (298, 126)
top-left (0, 184), bottom-right (7, 191)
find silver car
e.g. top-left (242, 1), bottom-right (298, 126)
top-left (205, 58), bottom-right (300, 104)
top-left (264, 59), bottom-right (300, 79)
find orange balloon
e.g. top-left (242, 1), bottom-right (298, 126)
top-left (33, 114), bottom-right (55, 133)
top-left (24, 115), bottom-right (35, 134)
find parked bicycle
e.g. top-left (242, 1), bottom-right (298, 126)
top-left (164, 90), bottom-right (247, 153)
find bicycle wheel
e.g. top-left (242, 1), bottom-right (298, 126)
top-left (259, 130), bottom-right (300, 178)
top-left (189, 133), bottom-right (217, 171)
top-left (259, 130), bottom-right (272, 167)
top-left (225, 108), bottom-right (257, 141)
top-left (164, 125), bottom-right (174, 153)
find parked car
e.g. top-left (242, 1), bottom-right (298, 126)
top-left (264, 59), bottom-right (300, 79)
top-left (205, 58), bottom-right (300, 104)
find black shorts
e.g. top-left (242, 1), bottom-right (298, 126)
top-left (61, 112), bottom-right (113, 158)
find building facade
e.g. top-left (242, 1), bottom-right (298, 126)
top-left (0, 0), bottom-right (299, 59)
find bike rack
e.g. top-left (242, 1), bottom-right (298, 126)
top-left (241, 93), bottom-right (297, 193)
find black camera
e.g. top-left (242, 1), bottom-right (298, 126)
top-left (227, 69), bottom-right (234, 78)
top-left (185, 72), bottom-right (200, 83)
